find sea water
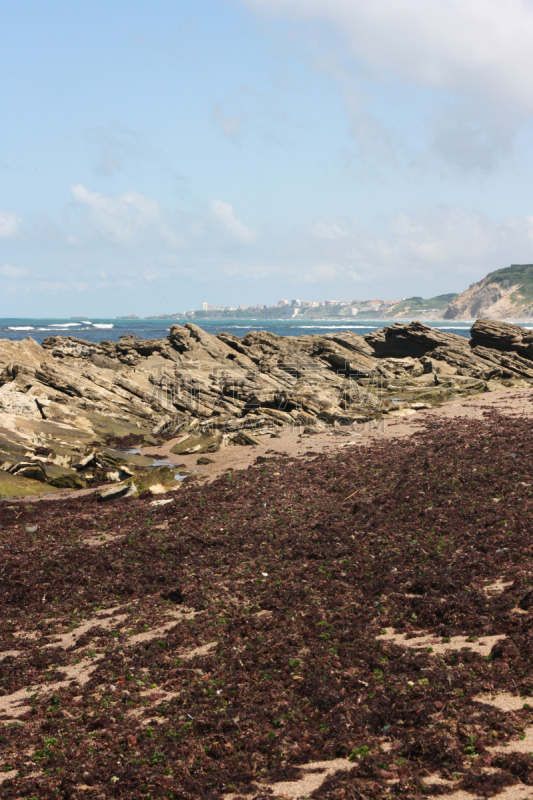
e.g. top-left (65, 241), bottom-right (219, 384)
top-left (0, 317), bottom-right (479, 345)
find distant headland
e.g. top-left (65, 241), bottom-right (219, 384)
top-left (130, 264), bottom-right (533, 322)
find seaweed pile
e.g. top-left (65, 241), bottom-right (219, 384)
top-left (2, 403), bottom-right (533, 798)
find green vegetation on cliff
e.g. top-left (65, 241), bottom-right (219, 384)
top-left (484, 263), bottom-right (533, 304)
top-left (386, 293), bottom-right (457, 316)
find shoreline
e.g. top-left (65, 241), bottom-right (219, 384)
top-left (5, 383), bottom-right (533, 504)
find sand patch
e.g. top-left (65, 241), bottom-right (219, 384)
top-left (82, 531), bottom-right (125, 547)
top-left (483, 579), bottom-right (513, 595)
top-left (489, 726), bottom-right (533, 755)
top-left (475, 692), bottom-right (531, 712)
top-left (0, 656), bottom-right (102, 721)
top-left (126, 608), bottom-right (198, 645)
top-left (0, 650), bottom-right (21, 661)
top-left (377, 628), bottom-right (503, 657)
top-left (439, 785), bottom-right (527, 800)
top-left (0, 769), bottom-right (18, 785)
top-left (179, 641), bottom-right (217, 660)
top-left (224, 758), bottom-right (354, 799)
top-left (13, 629), bottom-right (42, 641)
top-left (44, 613), bottom-right (128, 649)
top-left (423, 773), bottom-right (456, 786)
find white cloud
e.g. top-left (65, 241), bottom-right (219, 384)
top-left (343, 88), bottom-right (395, 162)
top-left (0, 210), bottom-right (23, 240)
top-left (0, 263), bottom-right (27, 278)
top-left (213, 105), bottom-right (243, 143)
top-left (70, 184), bottom-right (179, 246)
top-left (304, 207), bottom-right (533, 288)
top-left (242, 0), bottom-right (533, 112)
top-left (207, 200), bottom-right (257, 243)
top-left (86, 121), bottom-right (150, 176)
top-left (242, 0), bottom-right (533, 171)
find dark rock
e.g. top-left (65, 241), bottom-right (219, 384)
top-left (90, 353), bottom-right (121, 371)
top-left (365, 321), bottom-right (470, 359)
top-left (9, 460), bottom-right (47, 483)
top-left (471, 318), bottom-right (533, 358)
top-left (44, 463), bottom-right (86, 489)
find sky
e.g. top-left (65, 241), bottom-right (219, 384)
top-left (2, 0), bottom-right (533, 317)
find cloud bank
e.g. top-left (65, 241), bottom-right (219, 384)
top-left (243, 0), bottom-right (533, 110)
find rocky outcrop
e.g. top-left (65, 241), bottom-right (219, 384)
top-left (470, 318), bottom-right (533, 356)
top-left (1, 318), bottom-right (533, 496)
top-left (365, 321), bottom-right (472, 359)
top-left (364, 319), bottom-right (533, 380)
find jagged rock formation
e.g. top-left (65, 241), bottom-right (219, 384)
top-left (444, 264), bottom-right (533, 320)
top-left (1, 318), bottom-right (533, 496)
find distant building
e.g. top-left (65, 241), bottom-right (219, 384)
top-left (257, 302), bottom-right (265, 309)
top-left (291, 299), bottom-right (301, 307)
top-left (216, 305), bottom-right (224, 310)
top-left (325, 300), bottom-right (341, 306)
top-left (308, 301), bottom-right (320, 307)
top-left (351, 308), bottom-right (358, 315)
top-left (226, 306), bottom-right (236, 311)
top-left (238, 304), bottom-right (248, 310)
top-left (201, 302), bottom-right (208, 311)
top-left (277, 299), bottom-right (289, 306)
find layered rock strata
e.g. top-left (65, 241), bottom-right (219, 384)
top-left (0, 319), bottom-right (532, 496)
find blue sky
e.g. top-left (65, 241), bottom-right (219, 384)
top-left (2, 0), bottom-right (533, 316)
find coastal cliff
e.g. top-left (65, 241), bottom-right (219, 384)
top-left (444, 263), bottom-right (533, 320)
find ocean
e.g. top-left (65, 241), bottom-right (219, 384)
top-left (0, 317), bottom-right (478, 345)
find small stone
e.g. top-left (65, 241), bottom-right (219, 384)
top-left (97, 482), bottom-right (137, 501)
top-left (197, 456), bottom-right (215, 465)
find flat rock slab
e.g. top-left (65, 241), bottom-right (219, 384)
top-left (0, 471), bottom-right (60, 497)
